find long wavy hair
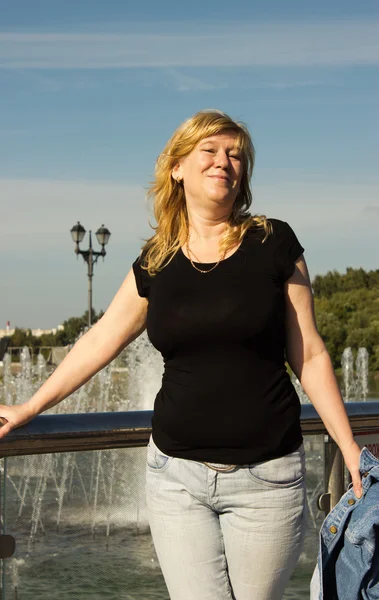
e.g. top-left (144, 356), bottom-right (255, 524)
top-left (141, 109), bottom-right (272, 274)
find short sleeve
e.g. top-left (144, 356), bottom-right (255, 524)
top-left (132, 255), bottom-right (150, 298)
top-left (271, 219), bottom-right (305, 281)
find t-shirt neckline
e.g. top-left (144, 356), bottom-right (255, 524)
top-left (179, 231), bottom-right (249, 267)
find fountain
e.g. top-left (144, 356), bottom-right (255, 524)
top-left (341, 347), bottom-right (356, 401)
top-left (2, 353), bottom-right (12, 406)
top-left (34, 353), bottom-right (48, 384)
top-left (0, 340), bottom-right (371, 599)
top-left (292, 347), bottom-right (371, 404)
top-left (0, 334), bottom-right (165, 599)
top-left (341, 346), bottom-right (370, 402)
top-left (356, 347), bottom-right (369, 401)
top-left (290, 373), bottom-right (310, 404)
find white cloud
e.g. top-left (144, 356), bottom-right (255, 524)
top-left (247, 79), bottom-right (341, 90)
top-left (0, 178), bottom-right (152, 246)
top-left (2, 174), bottom-right (378, 245)
top-left (165, 69), bottom-right (227, 92)
top-left (0, 128), bottom-right (31, 136)
top-left (361, 205), bottom-right (379, 217)
top-left (253, 178), bottom-right (378, 224)
top-left (1, 20), bottom-right (378, 69)
top-left (0, 178), bottom-right (154, 327)
top-left (1, 175), bottom-right (378, 327)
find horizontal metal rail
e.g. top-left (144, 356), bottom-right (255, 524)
top-left (0, 402), bottom-right (378, 458)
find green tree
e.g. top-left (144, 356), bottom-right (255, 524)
top-left (9, 328), bottom-right (31, 348)
top-left (315, 312), bottom-right (347, 368)
top-left (313, 267), bottom-right (379, 298)
top-left (57, 308), bottom-right (103, 345)
top-left (313, 267), bottom-right (379, 372)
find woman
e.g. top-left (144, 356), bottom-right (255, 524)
top-left (0, 110), bottom-right (362, 600)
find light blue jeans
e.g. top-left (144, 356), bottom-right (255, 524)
top-left (146, 434), bottom-right (307, 600)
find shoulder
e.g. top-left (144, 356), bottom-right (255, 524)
top-left (265, 218), bottom-right (305, 281)
top-left (246, 218), bottom-right (300, 246)
top-left (246, 217), bottom-right (295, 239)
top-left (266, 218), bottom-right (303, 248)
top-left (132, 250), bottom-right (151, 298)
top-left (267, 218), bottom-right (295, 238)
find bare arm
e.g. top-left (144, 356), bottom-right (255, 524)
top-left (285, 256), bottom-right (362, 498)
top-left (0, 267), bottom-right (147, 437)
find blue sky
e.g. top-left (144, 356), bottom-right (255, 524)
top-left (1, 1), bottom-right (378, 328)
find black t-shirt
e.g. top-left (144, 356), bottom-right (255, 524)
top-left (133, 218), bottom-right (305, 464)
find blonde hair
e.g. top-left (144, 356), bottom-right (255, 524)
top-left (141, 109), bottom-right (272, 274)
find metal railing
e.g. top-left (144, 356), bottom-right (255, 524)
top-left (0, 402), bottom-right (378, 563)
top-left (1, 403), bottom-right (379, 458)
top-left (0, 410), bottom-right (153, 457)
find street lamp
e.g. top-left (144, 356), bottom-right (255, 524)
top-left (70, 222), bottom-right (111, 327)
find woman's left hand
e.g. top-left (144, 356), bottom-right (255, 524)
top-left (340, 440), bottom-right (363, 499)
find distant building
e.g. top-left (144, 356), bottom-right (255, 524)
top-left (0, 328), bottom-right (15, 338)
top-left (0, 323), bottom-right (64, 339)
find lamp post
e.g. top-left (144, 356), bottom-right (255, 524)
top-left (70, 222), bottom-right (111, 327)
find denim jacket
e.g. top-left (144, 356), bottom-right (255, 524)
top-left (310, 446), bottom-right (379, 599)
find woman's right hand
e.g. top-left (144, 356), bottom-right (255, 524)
top-left (0, 404), bottom-right (35, 439)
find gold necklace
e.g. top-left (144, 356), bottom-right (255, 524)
top-left (186, 242), bottom-right (226, 274)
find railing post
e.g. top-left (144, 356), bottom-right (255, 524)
top-left (318, 435), bottom-right (345, 516)
top-left (0, 457), bottom-right (4, 600)
top-left (0, 457), bottom-right (16, 600)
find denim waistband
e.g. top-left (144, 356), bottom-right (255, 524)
top-left (201, 462), bottom-right (237, 472)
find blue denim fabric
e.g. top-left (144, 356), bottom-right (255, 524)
top-left (310, 446), bottom-right (379, 599)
